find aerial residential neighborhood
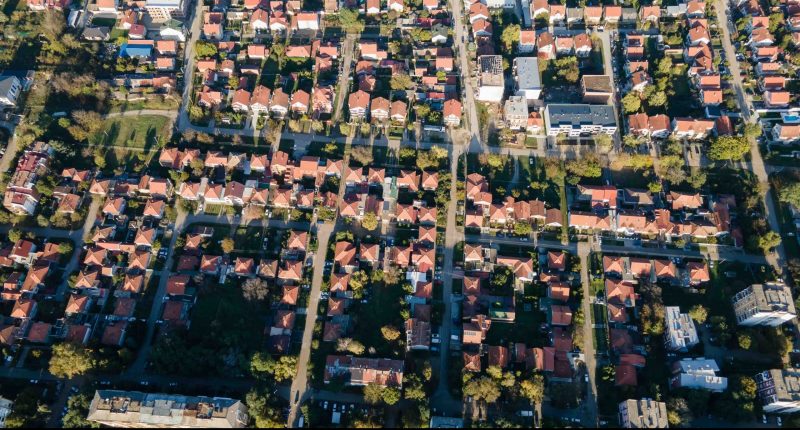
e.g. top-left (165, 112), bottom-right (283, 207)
top-left (1, 0), bottom-right (800, 428)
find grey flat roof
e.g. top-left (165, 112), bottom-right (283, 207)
top-left (545, 103), bottom-right (617, 127)
top-left (514, 57), bottom-right (541, 89)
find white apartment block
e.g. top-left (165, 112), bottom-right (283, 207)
top-left (733, 283), bottom-right (797, 327)
top-left (756, 369), bottom-right (800, 414)
top-left (664, 306), bottom-right (699, 352)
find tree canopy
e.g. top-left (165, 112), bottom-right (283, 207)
top-left (708, 136), bottom-right (750, 162)
top-left (49, 342), bottom-right (95, 379)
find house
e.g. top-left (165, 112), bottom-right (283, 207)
top-left (443, 99), bottom-right (462, 127)
top-left (311, 85), bottom-right (334, 117)
top-left (628, 113), bottom-right (672, 139)
top-left (348, 90), bottom-right (370, 120)
top-left (671, 118), bottom-right (715, 140)
top-left (584, 6), bottom-right (602, 25)
top-left (772, 124), bottom-right (800, 144)
top-left (640, 6), bottom-right (660, 23)
top-left (370, 97), bottom-right (390, 121)
top-left (536, 32), bottom-right (555, 60)
top-left (389, 100), bottom-right (407, 123)
top-left (290, 90), bottom-right (310, 114)
top-left (519, 29), bottom-right (536, 53)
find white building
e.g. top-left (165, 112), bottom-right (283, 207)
top-left (664, 306), bottom-right (699, 352)
top-left (0, 75), bottom-right (22, 109)
top-left (504, 96), bottom-right (528, 130)
top-left (543, 104), bottom-right (617, 137)
top-left (733, 283), bottom-right (797, 327)
top-left (670, 358), bottom-right (728, 392)
top-left (756, 369), bottom-right (800, 414)
top-left (0, 396), bottom-right (12, 429)
top-left (513, 57), bottom-right (541, 104)
top-left (145, 0), bottom-right (188, 22)
top-left (477, 55), bottom-right (505, 103)
top-left (618, 399), bottom-right (668, 428)
top-left (486, 0), bottom-right (515, 8)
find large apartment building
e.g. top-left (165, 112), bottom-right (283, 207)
top-left (86, 390), bottom-right (249, 428)
top-left (543, 104), bottom-right (617, 137)
top-left (733, 283), bottom-right (797, 327)
top-left (618, 398), bottom-right (668, 428)
top-left (756, 369), bottom-right (800, 414)
top-left (145, 0), bottom-right (189, 22)
top-left (664, 306), bottom-right (699, 352)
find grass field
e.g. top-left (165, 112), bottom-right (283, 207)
top-left (90, 115), bottom-right (171, 149)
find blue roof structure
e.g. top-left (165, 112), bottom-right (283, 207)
top-left (120, 43), bottom-right (152, 58)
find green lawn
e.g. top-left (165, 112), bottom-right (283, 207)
top-left (90, 115), bottom-right (171, 149)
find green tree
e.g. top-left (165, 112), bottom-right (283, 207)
top-left (758, 231), bottom-right (781, 253)
top-left (381, 325), bottom-right (401, 341)
top-left (514, 221), bottom-right (533, 236)
top-left (62, 393), bottom-right (100, 428)
top-left (566, 153), bottom-right (602, 179)
top-left (8, 228), bottom-right (21, 243)
top-left (350, 145), bottom-right (374, 166)
top-left (519, 374), bottom-right (544, 404)
top-left (686, 170), bottom-right (708, 190)
top-left (554, 56), bottom-right (580, 83)
top-left (779, 182), bottom-right (800, 208)
top-left (250, 353), bottom-right (297, 382)
top-left (381, 387), bottom-right (401, 405)
top-left (463, 376), bottom-right (501, 404)
top-left (738, 332), bottom-right (753, 350)
top-left (363, 383), bottom-right (384, 405)
top-left (361, 212), bottom-right (379, 231)
top-left (195, 40), bottom-right (218, 58)
top-left (241, 278), bottom-right (269, 302)
top-left (622, 92), bottom-right (642, 113)
top-left (390, 73), bottom-right (414, 91)
top-left (708, 136), bottom-right (750, 162)
top-left (336, 8), bottom-right (365, 33)
top-left (688, 304), bottom-right (708, 324)
top-left (49, 343), bottom-right (95, 378)
top-left (221, 238), bottom-right (235, 253)
top-left (647, 90), bottom-right (667, 107)
top-left (500, 24), bottom-right (521, 51)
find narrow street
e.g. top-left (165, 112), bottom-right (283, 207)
top-left (127, 208), bottom-right (188, 375)
top-left (432, 144), bottom-right (465, 416)
top-left (577, 242), bottom-right (598, 428)
top-left (286, 222), bottom-right (333, 427)
top-left (175, 0), bottom-right (206, 132)
top-left (55, 197), bottom-right (102, 300)
top-left (332, 36), bottom-right (356, 123)
top-left (715, 0), bottom-right (787, 273)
